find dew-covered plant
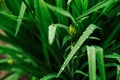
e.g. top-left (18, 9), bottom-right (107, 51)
top-left (0, 0), bottom-right (120, 80)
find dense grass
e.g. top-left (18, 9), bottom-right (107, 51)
top-left (0, 0), bottom-right (120, 80)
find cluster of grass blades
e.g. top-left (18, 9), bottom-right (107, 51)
top-left (0, 0), bottom-right (120, 80)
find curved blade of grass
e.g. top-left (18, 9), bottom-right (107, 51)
top-left (48, 24), bottom-right (69, 64)
top-left (89, 36), bottom-right (100, 40)
top-left (47, 3), bottom-right (77, 27)
top-left (54, 24), bottom-right (69, 31)
top-left (1, 72), bottom-right (14, 80)
top-left (75, 70), bottom-right (88, 77)
top-left (95, 46), bottom-right (106, 80)
top-left (48, 24), bottom-right (68, 45)
top-left (86, 46), bottom-right (96, 80)
top-left (48, 25), bottom-right (57, 45)
top-left (62, 35), bottom-right (72, 47)
top-left (40, 73), bottom-right (57, 80)
top-left (105, 53), bottom-right (120, 60)
top-left (0, 12), bottom-right (17, 35)
top-left (0, 63), bottom-right (42, 77)
top-left (67, 0), bottom-right (72, 5)
top-left (0, 45), bottom-right (27, 64)
top-left (0, 44), bottom-right (39, 68)
top-left (0, 58), bottom-right (12, 63)
top-left (76, 0), bottom-right (115, 20)
top-left (40, 73), bottom-right (67, 80)
top-left (108, 5), bottom-right (120, 17)
top-left (57, 24), bottom-right (97, 77)
top-left (1, 73), bottom-right (20, 80)
top-left (15, 2), bottom-right (26, 36)
top-left (0, 34), bottom-right (19, 47)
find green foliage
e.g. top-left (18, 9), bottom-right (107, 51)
top-left (57, 24), bottom-right (97, 77)
top-left (86, 46), bottom-right (96, 80)
top-left (0, 0), bottom-right (120, 80)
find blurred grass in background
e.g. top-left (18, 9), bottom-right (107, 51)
top-left (0, 0), bottom-right (120, 80)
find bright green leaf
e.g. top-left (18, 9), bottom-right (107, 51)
top-left (15, 1), bottom-right (26, 36)
top-left (86, 46), bottom-right (96, 80)
top-left (57, 24), bottom-right (97, 77)
top-left (95, 46), bottom-right (106, 80)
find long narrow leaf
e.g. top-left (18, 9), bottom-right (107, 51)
top-left (1, 73), bottom-right (20, 80)
top-left (34, 0), bottom-right (53, 70)
top-left (102, 21), bottom-right (120, 48)
top-left (105, 53), bottom-right (120, 60)
top-left (57, 24), bottom-right (97, 77)
top-left (95, 46), bottom-right (106, 80)
top-left (5, 0), bottom-right (21, 15)
top-left (15, 2), bottom-right (26, 36)
top-left (47, 3), bottom-right (77, 27)
top-left (76, 0), bottom-right (116, 20)
top-left (86, 46), bottom-right (96, 80)
top-left (116, 65), bottom-right (120, 80)
top-left (0, 58), bottom-right (12, 63)
top-left (40, 74), bottom-right (57, 80)
top-left (75, 70), bottom-right (88, 77)
top-left (48, 24), bottom-right (68, 45)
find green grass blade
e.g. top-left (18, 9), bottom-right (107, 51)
top-left (108, 5), bottom-right (120, 17)
top-left (0, 12), bottom-right (17, 35)
top-left (67, 0), bottom-right (72, 4)
top-left (101, 0), bottom-right (114, 14)
top-left (48, 25), bottom-right (57, 45)
top-left (56, 0), bottom-right (62, 8)
top-left (116, 65), bottom-right (120, 80)
top-left (0, 45), bottom-right (27, 64)
top-left (95, 46), bottom-right (106, 80)
top-left (75, 70), bottom-right (88, 77)
top-left (1, 73), bottom-right (20, 80)
top-left (34, 0), bottom-right (53, 70)
top-left (47, 3), bottom-right (77, 27)
top-left (56, 0), bottom-right (66, 24)
top-left (0, 34), bottom-right (18, 47)
top-left (57, 24), bottom-right (97, 77)
top-left (54, 24), bottom-right (69, 31)
top-left (102, 21), bottom-right (120, 48)
top-left (71, 0), bottom-right (81, 18)
top-left (48, 24), bottom-right (68, 45)
top-left (40, 74), bottom-right (57, 80)
top-left (34, 0), bottom-right (53, 38)
top-left (86, 46), bottom-right (96, 80)
top-left (0, 45), bottom-right (38, 67)
top-left (76, 0), bottom-right (115, 20)
top-left (5, 0), bottom-right (21, 15)
top-left (15, 1), bottom-right (26, 36)
top-left (105, 53), bottom-right (120, 60)
top-left (82, 0), bottom-right (88, 12)
top-left (0, 58), bottom-right (12, 63)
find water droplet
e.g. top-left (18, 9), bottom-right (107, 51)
top-left (61, 67), bottom-right (65, 71)
top-left (83, 32), bottom-right (85, 34)
top-left (117, 12), bottom-right (120, 16)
